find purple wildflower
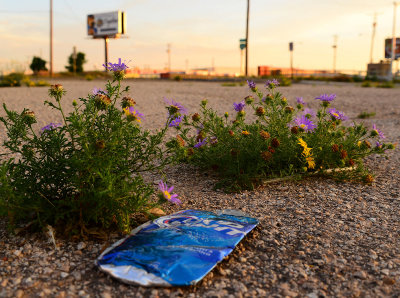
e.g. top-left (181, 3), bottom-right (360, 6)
top-left (233, 101), bottom-right (246, 112)
top-left (41, 122), bottom-right (62, 133)
top-left (296, 97), bottom-right (305, 105)
top-left (376, 141), bottom-right (383, 148)
top-left (328, 108), bottom-right (348, 121)
top-left (247, 80), bottom-right (256, 89)
top-left (302, 108), bottom-right (317, 118)
top-left (194, 138), bottom-right (207, 148)
top-left (372, 124), bottom-right (385, 139)
top-left (315, 93), bottom-right (336, 102)
top-left (293, 115), bottom-right (317, 132)
top-left (158, 180), bottom-right (181, 205)
top-left (164, 98), bottom-right (187, 116)
top-left (265, 79), bottom-right (279, 88)
top-left (92, 88), bottom-right (108, 96)
top-left (103, 58), bottom-right (129, 72)
top-left (169, 116), bottom-right (183, 128)
top-left (123, 106), bottom-right (144, 123)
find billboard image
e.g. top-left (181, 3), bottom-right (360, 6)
top-left (87, 11), bottom-right (125, 38)
top-left (385, 38), bottom-right (400, 60)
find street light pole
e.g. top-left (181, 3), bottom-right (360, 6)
top-left (332, 35), bottom-right (338, 74)
top-left (245, 0), bottom-right (249, 77)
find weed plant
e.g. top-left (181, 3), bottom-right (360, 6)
top-left (168, 79), bottom-right (395, 191)
top-left (0, 59), bottom-right (178, 236)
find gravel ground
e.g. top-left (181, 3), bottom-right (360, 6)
top-left (0, 79), bottom-right (400, 297)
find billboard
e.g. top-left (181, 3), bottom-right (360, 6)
top-left (385, 38), bottom-right (400, 60)
top-left (87, 11), bottom-right (125, 38)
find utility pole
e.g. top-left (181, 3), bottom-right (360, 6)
top-left (49, 0), bottom-right (53, 77)
top-left (289, 42), bottom-right (294, 79)
top-left (167, 44), bottom-right (171, 72)
top-left (72, 46), bottom-right (77, 73)
top-left (104, 37), bottom-right (109, 72)
top-left (245, 0), bottom-right (249, 77)
top-left (332, 35), bottom-right (338, 74)
top-left (390, 2), bottom-right (398, 81)
top-left (370, 13), bottom-right (378, 63)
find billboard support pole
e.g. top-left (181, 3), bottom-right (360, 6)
top-left (104, 37), bottom-right (109, 72)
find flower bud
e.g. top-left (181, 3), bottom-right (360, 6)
top-left (332, 144), bottom-right (339, 152)
top-left (49, 84), bottom-right (65, 99)
top-left (340, 150), bottom-right (348, 159)
top-left (363, 174), bottom-right (374, 183)
top-left (290, 126), bottom-right (299, 135)
top-left (268, 146), bottom-right (275, 154)
top-left (387, 143), bottom-right (395, 150)
top-left (95, 94), bottom-right (111, 110)
top-left (22, 110), bottom-right (36, 125)
top-left (363, 140), bottom-right (371, 148)
top-left (244, 96), bottom-right (254, 104)
top-left (72, 100), bottom-right (78, 107)
top-left (285, 106), bottom-right (294, 113)
top-left (255, 107), bottom-right (265, 116)
top-left (370, 130), bottom-right (379, 137)
top-left (264, 94), bottom-right (273, 102)
top-left (271, 138), bottom-right (280, 148)
top-left (176, 135), bottom-right (185, 147)
top-left (192, 113), bottom-right (201, 121)
top-left (259, 130), bottom-right (270, 140)
top-left (121, 96), bottom-right (136, 109)
top-left (95, 140), bottom-right (105, 150)
top-left (237, 111), bottom-right (245, 117)
top-left (224, 112), bottom-right (229, 118)
top-left (229, 130), bottom-right (235, 136)
top-left (201, 99), bottom-right (208, 107)
top-left (187, 148), bottom-right (194, 156)
top-left (348, 158), bottom-right (355, 166)
top-left (261, 151), bottom-right (272, 161)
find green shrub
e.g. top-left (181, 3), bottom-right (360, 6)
top-left (0, 60), bottom-right (177, 235)
top-left (376, 81), bottom-right (394, 88)
top-left (357, 111), bottom-right (376, 119)
top-left (174, 75), bottom-right (182, 81)
top-left (221, 82), bottom-right (237, 87)
top-left (167, 79), bottom-right (394, 191)
top-left (0, 73), bottom-right (26, 87)
top-left (361, 81), bottom-right (372, 88)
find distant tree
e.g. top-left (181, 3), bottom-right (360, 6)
top-left (30, 56), bottom-right (47, 75)
top-left (65, 52), bottom-right (86, 73)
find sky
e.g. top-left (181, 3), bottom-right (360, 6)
top-left (0, 0), bottom-right (397, 74)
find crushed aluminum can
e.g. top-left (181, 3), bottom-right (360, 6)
top-left (95, 209), bottom-right (259, 286)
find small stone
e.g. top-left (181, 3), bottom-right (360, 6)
top-left (101, 292), bottom-right (112, 298)
top-left (354, 271), bottom-right (367, 279)
top-left (77, 242), bottom-right (86, 250)
top-left (381, 269), bottom-right (390, 276)
top-left (306, 293), bottom-right (318, 298)
top-left (15, 290), bottom-right (24, 298)
top-left (382, 277), bottom-right (395, 285)
top-left (148, 208), bottom-right (166, 217)
top-left (60, 272), bottom-right (69, 278)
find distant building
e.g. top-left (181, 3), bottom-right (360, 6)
top-left (367, 61), bottom-right (390, 79)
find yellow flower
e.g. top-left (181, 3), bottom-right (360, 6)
top-left (241, 130), bottom-right (250, 135)
top-left (357, 141), bottom-right (362, 147)
top-left (298, 138), bottom-right (312, 156)
top-left (306, 156), bottom-right (316, 169)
